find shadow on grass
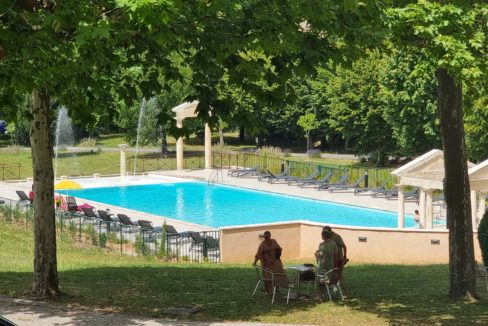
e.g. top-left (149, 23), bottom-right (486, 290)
top-left (1, 264), bottom-right (488, 325)
top-left (0, 266), bottom-right (322, 323)
top-left (345, 264), bottom-right (488, 325)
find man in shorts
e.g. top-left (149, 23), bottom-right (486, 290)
top-left (323, 225), bottom-right (349, 297)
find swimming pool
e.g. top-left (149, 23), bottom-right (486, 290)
top-left (60, 179), bottom-right (416, 228)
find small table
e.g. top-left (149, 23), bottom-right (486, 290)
top-left (286, 265), bottom-right (315, 297)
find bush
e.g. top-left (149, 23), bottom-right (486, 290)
top-left (1, 145), bottom-right (24, 156)
top-left (307, 149), bottom-right (321, 159)
top-left (78, 138), bottom-right (97, 147)
top-left (282, 148), bottom-right (292, 157)
top-left (478, 210), bottom-right (488, 266)
top-left (135, 234), bottom-right (149, 256)
top-left (86, 225), bottom-right (98, 245)
top-left (256, 146), bottom-right (282, 157)
top-left (99, 233), bottom-right (107, 248)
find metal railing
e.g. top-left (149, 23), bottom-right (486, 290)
top-left (0, 197), bottom-right (220, 263)
top-left (0, 196), bottom-right (34, 226)
top-left (208, 168), bottom-right (223, 184)
top-left (0, 163), bottom-right (21, 181)
top-left (126, 152), bottom-right (394, 187)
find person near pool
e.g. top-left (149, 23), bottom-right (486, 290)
top-left (316, 229), bottom-right (338, 272)
top-left (322, 225), bottom-right (349, 297)
top-left (253, 231), bottom-right (288, 294)
top-left (414, 210), bottom-right (420, 223)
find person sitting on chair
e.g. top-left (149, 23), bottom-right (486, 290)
top-left (316, 229), bottom-right (338, 273)
top-left (28, 185), bottom-right (34, 204)
top-left (253, 231), bottom-right (287, 294)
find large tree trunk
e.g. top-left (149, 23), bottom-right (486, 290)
top-left (239, 125), bottom-right (245, 143)
top-left (30, 88), bottom-right (59, 297)
top-left (160, 126), bottom-right (168, 157)
top-left (219, 124), bottom-right (224, 148)
top-left (436, 68), bottom-right (476, 300)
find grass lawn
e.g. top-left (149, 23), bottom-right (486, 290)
top-left (0, 222), bottom-right (487, 325)
top-left (0, 149), bottom-right (135, 179)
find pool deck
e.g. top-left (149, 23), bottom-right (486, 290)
top-left (0, 169), bottom-right (445, 231)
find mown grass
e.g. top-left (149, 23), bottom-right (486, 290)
top-left (0, 150), bottom-right (138, 179)
top-left (1, 221), bottom-right (487, 325)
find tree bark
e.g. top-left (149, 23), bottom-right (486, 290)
top-left (306, 132), bottom-right (311, 152)
top-left (219, 124), bottom-right (224, 147)
top-left (436, 68), bottom-right (476, 299)
top-left (160, 126), bottom-right (168, 157)
top-left (30, 88), bottom-right (59, 297)
top-left (239, 125), bottom-right (245, 143)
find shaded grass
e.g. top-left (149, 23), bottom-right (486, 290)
top-left (1, 222), bottom-right (487, 325)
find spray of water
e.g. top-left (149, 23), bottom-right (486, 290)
top-left (54, 107), bottom-right (76, 179)
top-left (133, 98), bottom-right (147, 175)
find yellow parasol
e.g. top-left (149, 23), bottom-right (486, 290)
top-left (54, 180), bottom-right (83, 190)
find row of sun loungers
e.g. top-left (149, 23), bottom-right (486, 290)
top-left (81, 206), bottom-right (219, 250)
top-left (15, 190), bottom-right (220, 253)
top-left (228, 166), bottom-right (421, 202)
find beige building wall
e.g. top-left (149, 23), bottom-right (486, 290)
top-left (220, 223), bottom-right (302, 263)
top-left (220, 221), bottom-right (482, 265)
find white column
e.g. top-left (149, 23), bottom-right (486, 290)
top-left (419, 189), bottom-right (426, 229)
top-left (397, 186), bottom-right (405, 228)
top-left (118, 144), bottom-right (128, 176)
top-left (479, 192), bottom-right (486, 224)
top-left (204, 123), bottom-right (212, 169)
top-left (176, 119), bottom-right (184, 170)
top-left (471, 190), bottom-right (478, 231)
top-left (425, 189), bottom-right (433, 229)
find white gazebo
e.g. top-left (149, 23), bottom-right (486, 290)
top-left (391, 149), bottom-right (485, 230)
top-left (468, 159), bottom-right (488, 225)
top-left (171, 101), bottom-right (212, 170)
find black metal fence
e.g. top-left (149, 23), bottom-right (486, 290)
top-left (0, 163), bottom-right (21, 181)
top-left (127, 154), bottom-right (206, 173)
top-left (0, 196), bottom-right (34, 227)
top-left (128, 152), bottom-right (395, 188)
top-left (0, 197), bottom-right (220, 263)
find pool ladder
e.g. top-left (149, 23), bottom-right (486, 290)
top-left (208, 168), bottom-right (223, 185)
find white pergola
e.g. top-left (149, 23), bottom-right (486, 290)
top-left (391, 149), bottom-right (486, 230)
top-left (171, 101), bottom-right (212, 170)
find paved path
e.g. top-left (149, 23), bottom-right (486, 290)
top-left (0, 296), bottom-right (303, 326)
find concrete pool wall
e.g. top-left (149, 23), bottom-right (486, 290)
top-left (219, 221), bottom-right (482, 264)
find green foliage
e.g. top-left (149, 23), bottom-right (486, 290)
top-left (465, 88), bottom-right (488, 162)
top-left (78, 138), bottom-right (97, 147)
top-left (99, 233), bottom-right (107, 248)
top-left (298, 113), bottom-right (320, 150)
top-left (297, 113), bottom-right (320, 135)
top-left (478, 211), bottom-right (488, 266)
top-left (86, 225), bottom-right (98, 246)
top-left (135, 234), bottom-right (149, 256)
top-left (387, 2), bottom-right (488, 84)
top-left (326, 51), bottom-right (394, 164)
top-left (108, 231), bottom-right (119, 244)
top-left (255, 146), bottom-right (282, 158)
top-left (381, 50), bottom-right (441, 157)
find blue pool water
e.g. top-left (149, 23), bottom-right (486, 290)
top-left (60, 181), bottom-right (415, 228)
